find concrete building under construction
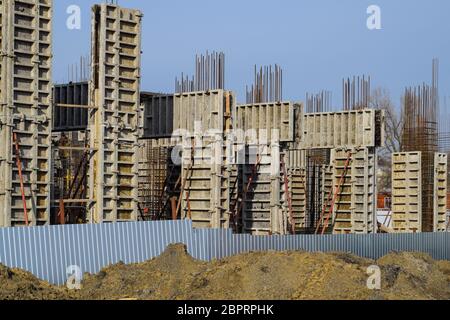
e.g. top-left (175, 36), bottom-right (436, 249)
top-left (0, 1), bottom-right (448, 236)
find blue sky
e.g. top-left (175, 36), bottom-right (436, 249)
top-left (53, 0), bottom-right (450, 108)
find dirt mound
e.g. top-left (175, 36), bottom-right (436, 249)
top-left (376, 252), bottom-right (450, 300)
top-left (80, 244), bottom-right (206, 300)
top-left (0, 264), bottom-right (74, 300)
top-left (1, 244), bottom-right (449, 300)
top-left (77, 244), bottom-right (450, 300)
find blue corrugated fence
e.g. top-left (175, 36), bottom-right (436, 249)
top-left (0, 220), bottom-right (449, 285)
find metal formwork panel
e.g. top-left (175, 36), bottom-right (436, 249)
top-left (173, 90), bottom-right (234, 134)
top-left (180, 138), bottom-right (231, 229)
top-left (392, 152), bottom-right (422, 233)
top-left (142, 92), bottom-right (174, 139)
top-left (235, 102), bottom-right (303, 143)
top-left (286, 147), bottom-right (307, 168)
top-left (88, 4), bottom-right (142, 223)
top-left (0, 0), bottom-right (53, 227)
top-left (286, 168), bottom-right (307, 230)
top-left (434, 153), bottom-right (447, 232)
top-left (327, 148), bottom-right (376, 234)
top-left (240, 143), bottom-right (286, 235)
top-left (301, 109), bottom-right (385, 149)
top-left (53, 82), bottom-right (89, 132)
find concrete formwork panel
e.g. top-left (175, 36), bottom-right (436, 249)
top-left (235, 102), bottom-right (303, 143)
top-left (238, 142), bottom-right (286, 235)
top-left (322, 148), bottom-right (376, 234)
top-left (301, 109), bottom-right (385, 150)
top-left (392, 152), bottom-right (422, 233)
top-left (142, 92), bottom-right (174, 139)
top-left (0, 0), bottom-right (53, 227)
top-left (88, 4), bottom-right (142, 223)
top-left (285, 167), bottom-right (307, 230)
top-left (173, 90), bottom-right (234, 135)
top-left (434, 153), bottom-right (447, 232)
top-left (180, 138), bottom-right (232, 229)
top-left (53, 82), bottom-right (89, 132)
top-left (285, 147), bottom-right (307, 168)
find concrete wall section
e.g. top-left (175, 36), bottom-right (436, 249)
top-left (235, 101), bottom-right (303, 143)
top-left (173, 90), bottom-right (234, 134)
top-left (88, 4), bottom-right (142, 223)
top-left (434, 153), bottom-right (448, 232)
top-left (0, 0), bottom-right (53, 227)
top-left (392, 152), bottom-right (422, 233)
top-left (301, 109), bottom-right (384, 150)
top-left (328, 148), bottom-right (376, 234)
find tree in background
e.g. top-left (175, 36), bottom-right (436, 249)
top-left (370, 87), bottom-right (403, 194)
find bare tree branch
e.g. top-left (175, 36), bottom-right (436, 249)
top-left (370, 87), bottom-right (402, 193)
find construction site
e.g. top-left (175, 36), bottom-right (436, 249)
top-left (0, 0), bottom-right (449, 301)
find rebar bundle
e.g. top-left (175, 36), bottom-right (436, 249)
top-left (246, 64), bottom-right (283, 104)
top-left (175, 51), bottom-right (225, 93)
top-left (306, 91), bottom-right (333, 113)
top-left (342, 75), bottom-right (371, 110)
top-left (402, 85), bottom-right (438, 153)
top-left (401, 59), bottom-right (440, 233)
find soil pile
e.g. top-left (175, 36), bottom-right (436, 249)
top-left (78, 244), bottom-right (450, 300)
top-left (0, 264), bottom-right (74, 300)
top-left (1, 244), bottom-right (449, 300)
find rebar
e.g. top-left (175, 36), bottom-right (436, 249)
top-left (306, 91), bottom-right (333, 113)
top-left (246, 64), bottom-right (283, 104)
top-left (342, 75), bottom-right (371, 110)
top-left (66, 54), bottom-right (91, 83)
top-left (401, 59), bottom-right (439, 232)
top-left (175, 51), bottom-right (225, 93)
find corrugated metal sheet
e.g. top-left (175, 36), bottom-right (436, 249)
top-left (0, 221), bottom-right (449, 285)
